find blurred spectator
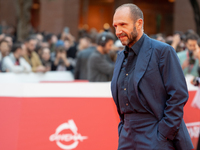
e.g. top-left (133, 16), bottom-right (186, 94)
top-left (0, 39), bottom-right (10, 72)
top-left (171, 34), bottom-right (181, 50)
top-left (169, 31), bottom-right (186, 52)
top-left (45, 33), bottom-right (57, 52)
top-left (36, 33), bottom-right (44, 44)
top-left (0, 33), bottom-right (5, 41)
top-left (70, 34), bottom-right (91, 70)
top-left (52, 40), bottom-right (72, 71)
top-left (194, 39), bottom-right (200, 63)
top-left (156, 33), bottom-right (166, 43)
top-left (0, 39), bottom-right (10, 61)
top-left (77, 35), bottom-right (91, 51)
top-left (87, 32), bottom-right (115, 82)
top-left (113, 40), bottom-right (125, 51)
top-left (60, 32), bottom-right (75, 46)
top-left (1, 43), bottom-right (31, 73)
top-left (23, 37), bottom-right (46, 72)
top-left (74, 33), bottom-right (97, 79)
top-left (4, 35), bottom-right (13, 47)
top-left (41, 47), bottom-right (52, 71)
top-left (35, 45), bottom-right (43, 58)
top-left (177, 33), bottom-right (199, 77)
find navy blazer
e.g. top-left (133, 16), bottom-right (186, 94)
top-left (111, 34), bottom-right (193, 150)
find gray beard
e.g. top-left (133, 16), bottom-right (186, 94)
top-left (127, 27), bottom-right (138, 47)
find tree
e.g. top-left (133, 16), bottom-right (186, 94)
top-left (16, 0), bottom-right (33, 41)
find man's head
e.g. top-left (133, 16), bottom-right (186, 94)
top-left (25, 37), bottom-right (37, 53)
top-left (113, 3), bottom-right (144, 47)
top-left (96, 32), bottom-right (115, 54)
top-left (0, 39), bottom-right (10, 56)
top-left (11, 43), bottom-right (23, 59)
top-left (186, 33), bottom-right (199, 52)
top-left (4, 36), bottom-right (13, 47)
top-left (41, 47), bottom-right (51, 61)
top-left (78, 35), bottom-right (91, 51)
top-left (45, 34), bottom-right (57, 45)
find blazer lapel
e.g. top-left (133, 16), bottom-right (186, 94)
top-left (111, 51), bottom-right (125, 108)
top-left (134, 35), bottom-right (153, 99)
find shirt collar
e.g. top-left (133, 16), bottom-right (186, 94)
top-left (124, 33), bottom-right (145, 56)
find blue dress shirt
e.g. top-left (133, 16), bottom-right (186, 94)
top-left (117, 34), bottom-right (147, 114)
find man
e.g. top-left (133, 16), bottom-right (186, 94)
top-left (1, 43), bottom-right (31, 73)
top-left (74, 33), bottom-right (97, 80)
top-left (52, 40), bottom-right (72, 71)
top-left (87, 32), bottom-right (115, 82)
top-left (111, 4), bottom-right (193, 150)
top-left (177, 33), bottom-right (199, 77)
top-left (23, 37), bottom-right (46, 72)
top-left (40, 47), bottom-right (52, 71)
top-left (0, 39), bottom-right (10, 71)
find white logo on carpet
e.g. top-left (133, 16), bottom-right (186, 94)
top-left (49, 120), bottom-right (88, 150)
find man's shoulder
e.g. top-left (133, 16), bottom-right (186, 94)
top-left (3, 55), bottom-right (11, 61)
top-left (32, 51), bottom-right (40, 57)
top-left (150, 38), bottom-right (171, 49)
top-left (79, 46), bottom-right (96, 56)
top-left (88, 50), bottom-right (103, 61)
top-left (148, 38), bottom-right (177, 56)
top-left (177, 50), bottom-right (187, 57)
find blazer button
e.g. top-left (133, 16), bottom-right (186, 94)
top-left (124, 88), bottom-right (126, 90)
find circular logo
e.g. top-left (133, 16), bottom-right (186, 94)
top-left (49, 120), bottom-right (88, 150)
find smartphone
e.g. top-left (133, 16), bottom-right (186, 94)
top-left (64, 27), bottom-right (69, 34)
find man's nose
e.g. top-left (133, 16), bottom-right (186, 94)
top-left (115, 28), bottom-right (122, 36)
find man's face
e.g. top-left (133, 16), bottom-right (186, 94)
top-left (186, 39), bottom-right (197, 52)
top-left (113, 7), bottom-right (138, 47)
top-left (0, 41), bottom-right (9, 55)
top-left (42, 48), bottom-right (51, 61)
top-left (103, 40), bottom-right (114, 54)
top-left (15, 48), bottom-right (23, 59)
top-left (27, 39), bottom-right (37, 52)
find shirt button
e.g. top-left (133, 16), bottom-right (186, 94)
top-left (126, 103), bottom-right (128, 106)
top-left (124, 88), bottom-right (126, 90)
top-left (126, 73), bottom-right (128, 76)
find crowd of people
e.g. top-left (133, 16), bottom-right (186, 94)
top-left (0, 24), bottom-right (200, 83)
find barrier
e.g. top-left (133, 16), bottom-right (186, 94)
top-left (0, 71), bottom-right (74, 83)
top-left (0, 73), bottom-right (199, 150)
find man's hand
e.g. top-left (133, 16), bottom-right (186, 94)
top-left (171, 34), bottom-right (181, 50)
top-left (36, 65), bottom-right (46, 72)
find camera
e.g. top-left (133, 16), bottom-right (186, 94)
top-left (193, 77), bottom-right (200, 86)
top-left (189, 51), bottom-right (196, 65)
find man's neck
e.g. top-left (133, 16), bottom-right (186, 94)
top-left (27, 50), bottom-right (32, 57)
top-left (13, 52), bottom-right (19, 59)
top-left (96, 46), bottom-right (104, 55)
top-left (128, 31), bottom-right (143, 48)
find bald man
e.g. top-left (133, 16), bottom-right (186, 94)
top-left (111, 3), bottom-right (193, 150)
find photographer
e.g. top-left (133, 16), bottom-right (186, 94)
top-left (191, 40), bottom-right (200, 150)
top-left (191, 40), bottom-right (200, 86)
top-left (177, 33), bottom-right (199, 77)
top-left (52, 41), bottom-right (72, 71)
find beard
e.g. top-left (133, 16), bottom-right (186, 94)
top-left (118, 27), bottom-right (138, 47)
top-left (102, 47), bottom-right (109, 54)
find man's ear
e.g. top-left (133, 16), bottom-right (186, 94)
top-left (136, 19), bottom-right (143, 30)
